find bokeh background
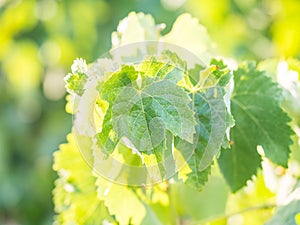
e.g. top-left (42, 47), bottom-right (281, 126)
top-left (0, 0), bottom-right (299, 224)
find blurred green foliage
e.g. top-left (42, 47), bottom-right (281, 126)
top-left (0, 0), bottom-right (299, 224)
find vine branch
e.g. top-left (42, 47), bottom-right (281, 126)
top-left (190, 203), bottom-right (277, 225)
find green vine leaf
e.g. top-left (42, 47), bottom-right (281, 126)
top-left (265, 200), bottom-right (300, 225)
top-left (175, 60), bottom-right (233, 190)
top-left (111, 12), bottom-right (160, 48)
top-left (53, 134), bottom-right (115, 225)
top-left (161, 13), bottom-right (214, 65)
top-left (97, 62), bottom-right (196, 155)
top-left (96, 177), bottom-right (147, 225)
top-left (218, 62), bottom-right (294, 192)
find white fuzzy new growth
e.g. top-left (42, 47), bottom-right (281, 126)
top-left (71, 58), bottom-right (88, 74)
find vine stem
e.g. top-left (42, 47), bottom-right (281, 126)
top-left (189, 203), bottom-right (277, 225)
